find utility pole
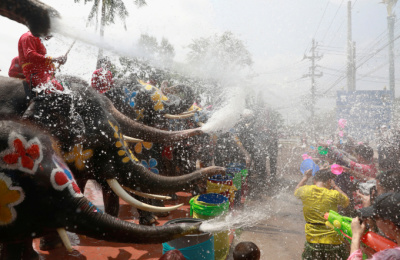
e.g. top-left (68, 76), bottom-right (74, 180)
top-left (347, 0), bottom-right (356, 91)
top-left (353, 41), bottom-right (356, 90)
top-left (303, 39), bottom-right (323, 137)
top-left (383, 0), bottom-right (397, 124)
top-left (385, 0), bottom-right (397, 98)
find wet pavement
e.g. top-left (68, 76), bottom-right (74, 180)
top-left (229, 179), bottom-right (306, 260)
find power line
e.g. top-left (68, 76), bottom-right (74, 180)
top-left (313, 0), bottom-right (331, 39)
top-left (321, 32), bottom-right (400, 94)
top-left (321, 0), bottom-right (345, 43)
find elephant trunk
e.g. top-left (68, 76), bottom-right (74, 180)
top-left (66, 197), bottom-right (201, 244)
top-left (0, 0), bottom-right (60, 37)
top-left (122, 165), bottom-right (226, 194)
top-left (102, 96), bottom-right (203, 143)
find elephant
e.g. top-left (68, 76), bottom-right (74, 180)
top-left (0, 76), bottom-right (226, 217)
top-left (0, 0), bottom-right (59, 37)
top-left (0, 119), bottom-right (203, 260)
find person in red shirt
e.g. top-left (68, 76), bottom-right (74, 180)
top-left (18, 31), bottom-right (66, 93)
top-left (8, 56), bottom-right (25, 79)
top-left (91, 57), bottom-right (114, 94)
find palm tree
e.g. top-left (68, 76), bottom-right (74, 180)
top-left (74, 0), bottom-right (147, 68)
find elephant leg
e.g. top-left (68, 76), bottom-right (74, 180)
top-left (0, 239), bottom-right (39, 260)
top-left (102, 186), bottom-right (120, 217)
top-left (135, 196), bottom-right (159, 226)
top-left (151, 199), bottom-right (169, 217)
top-left (39, 231), bottom-right (62, 251)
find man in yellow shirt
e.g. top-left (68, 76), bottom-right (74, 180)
top-left (295, 168), bottom-right (350, 260)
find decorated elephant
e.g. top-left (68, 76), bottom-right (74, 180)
top-left (0, 120), bottom-right (204, 259)
top-left (0, 76), bottom-right (225, 217)
top-left (0, 0), bottom-right (59, 37)
top-left (104, 79), bottom-right (208, 223)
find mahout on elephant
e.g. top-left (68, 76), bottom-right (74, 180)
top-left (0, 119), bottom-right (204, 260)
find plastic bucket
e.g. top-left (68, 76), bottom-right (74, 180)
top-left (189, 194), bottom-right (230, 260)
top-left (207, 175), bottom-right (237, 207)
top-left (227, 163), bottom-right (248, 202)
top-left (226, 167), bottom-right (243, 208)
top-left (162, 218), bottom-right (214, 260)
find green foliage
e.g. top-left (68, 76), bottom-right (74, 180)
top-left (187, 31), bottom-right (253, 71)
top-left (75, 0), bottom-right (147, 29)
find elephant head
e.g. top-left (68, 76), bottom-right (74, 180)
top-left (106, 79), bottom-right (197, 127)
top-left (0, 0), bottom-right (59, 37)
top-left (0, 119), bottom-right (203, 259)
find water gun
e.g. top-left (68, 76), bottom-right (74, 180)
top-left (324, 210), bottom-right (397, 252)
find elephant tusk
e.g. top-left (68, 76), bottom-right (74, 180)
top-left (197, 122), bottom-right (204, 127)
top-left (107, 179), bottom-right (183, 212)
top-left (123, 135), bottom-right (144, 143)
top-left (122, 185), bottom-right (172, 200)
top-left (164, 112), bottom-right (196, 119)
top-left (56, 228), bottom-right (73, 252)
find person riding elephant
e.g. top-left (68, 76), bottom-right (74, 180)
top-left (8, 57), bottom-right (25, 79)
top-left (18, 31), bottom-right (66, 94)
top-left (0, 120), bottom-right (204, 260)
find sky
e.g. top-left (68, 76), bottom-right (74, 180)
top-left (1, 0), bottom-right (399, 124)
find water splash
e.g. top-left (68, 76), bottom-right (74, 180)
top-left (201, 85), bottom-right (246, 134)
top-left (199, 206), bottom-right (268, 233)
top-left (199, 189), bottom-right (298, 233)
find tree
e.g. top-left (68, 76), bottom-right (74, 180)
top-left (187, 31), bottom-right (253, 78)
top-left (74, 0), bottom-right (147, 68)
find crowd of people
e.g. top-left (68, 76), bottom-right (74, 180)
top-left (294, 127), bottom-right (400, 260)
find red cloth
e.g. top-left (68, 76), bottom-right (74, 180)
top-left (91, 68), bottom-right (114, 94)
top-left (8, 56), bottom-right (25, 79)
top-left (18, 31), bottom-right (63, 92)
top-left (350, 162), bottom-right (377, 179)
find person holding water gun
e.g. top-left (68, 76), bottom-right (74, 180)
top-left (347, 192), bottom-right (400, 259)
top-left (294, 168), bottom-right (350, 259)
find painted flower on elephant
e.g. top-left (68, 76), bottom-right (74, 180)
top-left (135, 108), bottom-right (144, 121)
top-left (108, 121), bottom-right (139, 163)
top-left (50, 157), bottom-right (83, 198)
top-left (123, 87), bottom-right (137, 108)
top-left (64, 144), bottom-right (93, 170)
top-left (138, 79), bottom-right (154, 91)
top-left (134, 141), bottom-right (153, 154)
top-left (141, 158), bottom-right (159, 174)
top-left (151, 90), bottom-right (168, 111)
top-left (0, 132), bottom-right (43, 174)
top-left (0, 172), bottom-right (25, 225)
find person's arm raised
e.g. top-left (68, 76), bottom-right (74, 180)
top-left (295, 169), bottom-right (312, 192)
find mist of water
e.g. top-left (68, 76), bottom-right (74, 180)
top-left (201, 86), bottom-right (246, 134)
top-left (199, 191), bottom-right (295, 233)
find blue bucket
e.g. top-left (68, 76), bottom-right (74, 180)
top-left (198, 193), bottom-right (228, 204)
top-left (162, 218), bottom-right (215, 260)
top-left (208, 174), bottom-right (233, 182)
top-left (226, 162), bottom-right (246, 170)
